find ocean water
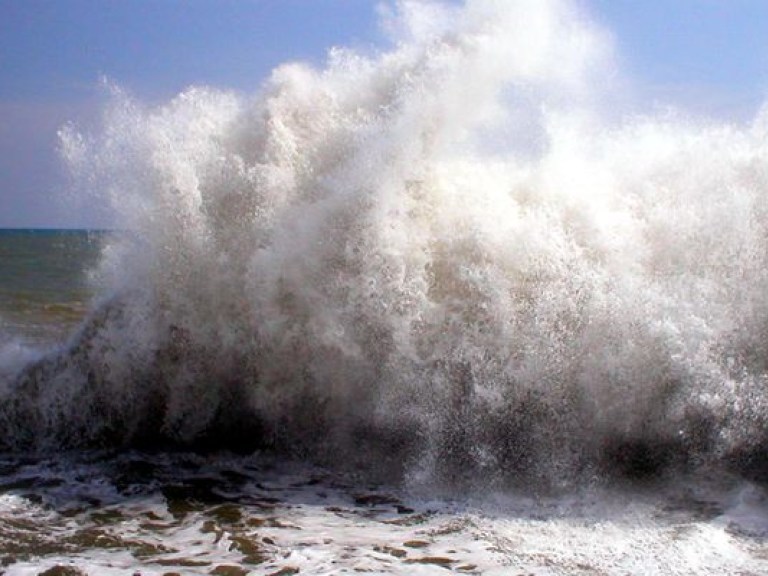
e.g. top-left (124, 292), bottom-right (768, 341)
top-left (0, 230), bottom-right (103, 344)
top-left (2, 0), bottom-right (768, 573)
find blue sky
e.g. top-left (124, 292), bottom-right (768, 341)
top-left (594, 0), bottom-right (768, 115)
top-left (1, 0), bottom-right (767, 228)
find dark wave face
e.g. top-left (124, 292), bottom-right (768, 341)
top-left (3, 0), bottom-right (768, 489)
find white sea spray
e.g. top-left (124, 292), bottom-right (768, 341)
top-left (2, 0), bottom-right (768, 486)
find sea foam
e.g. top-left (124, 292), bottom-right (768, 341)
top-left (3, 0), bottom-right (768, 487)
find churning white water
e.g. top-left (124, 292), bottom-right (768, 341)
top-left (3, 0), bottom-right (768, 488)
top-left (2, 1), bottom-right (768, 574)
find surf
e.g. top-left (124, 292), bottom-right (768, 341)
top-left (2, 0), bottom-right (768, 490)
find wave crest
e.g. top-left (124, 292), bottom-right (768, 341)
top-left (4, 0), bottom-right (768, 488)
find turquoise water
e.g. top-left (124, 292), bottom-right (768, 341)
top-left (0, 229), bottom-right (105, 343)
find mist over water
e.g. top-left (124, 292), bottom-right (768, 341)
top-left (4, 0), bottom-right (768, 487)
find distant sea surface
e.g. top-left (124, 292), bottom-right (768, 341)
top-left (0, 229), bottom-right (105, 344)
